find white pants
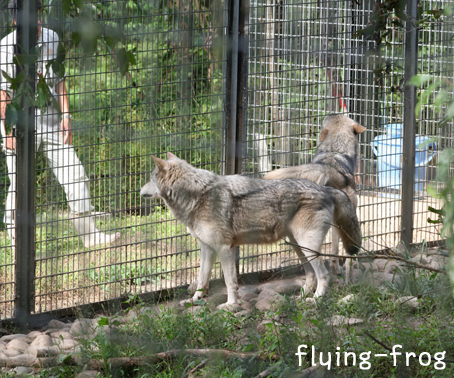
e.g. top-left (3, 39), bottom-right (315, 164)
top-left (4, 107), bottom-right (93, 226)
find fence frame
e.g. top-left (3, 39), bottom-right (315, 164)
top-left (401, 0), bottom-right (419, 246)
top-left (5, 0), bottom-right (448, 326)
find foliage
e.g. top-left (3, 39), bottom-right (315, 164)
top-left (27, 258), bottom-right (454, 377)
top-left (354, 0), bottom-right (452, 84)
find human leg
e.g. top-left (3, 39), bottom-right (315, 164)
top-left (42, 127), bottom-right (120, 248)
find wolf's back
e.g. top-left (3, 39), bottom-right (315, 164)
top-left (327, 188), bottom-right (362, 255)
top-left (263, 164), bottom-right (331, 186)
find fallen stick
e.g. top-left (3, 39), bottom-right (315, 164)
top-left (0, 348), bottom-right (265, 369)
top-left (281, 240), bottom-right (446, 275)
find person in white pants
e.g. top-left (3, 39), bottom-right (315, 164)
top-left (0, 0), bottom-right (120, 249)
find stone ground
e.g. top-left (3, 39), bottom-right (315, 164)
top-left (0, 248), bottom-right (447, 377)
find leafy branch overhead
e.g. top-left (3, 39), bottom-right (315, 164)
top-left (1, 0), bottom-right (136, 130)
top-left (354, 0), bottom-right (451, 86)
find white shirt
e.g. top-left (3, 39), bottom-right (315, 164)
top-left (0, 27), bottom-right (63, 100)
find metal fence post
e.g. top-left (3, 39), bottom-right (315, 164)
top-left (401, 0), bottom-right (419, 246)
top-left (226, 0), bottom-right (249, 274)
top-left (15, 0), bottom-right (37, 326)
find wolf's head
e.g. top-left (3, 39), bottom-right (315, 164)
top-left (318, 114), bottom-right (366, 155)
top-left (320, 114), bottom-right (366, 143)
top-left (140, 152), bottom-right (180, 200)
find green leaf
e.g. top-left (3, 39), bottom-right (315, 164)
top-left (57, 353), bottom-right (73, 365)
top-left (5, 103), bottom-right (19, 129)
top-left (74, 0), bottom-right (84, 9)
top-left (62, 0), bottom-right (71, 14)
top-left (408, 74), bottom-right (432, 86)
top-left (116, 48), bottom-right (128, 76)
top-left (428, 206), bottom-right (445, 216)
top-left (98, 317), bottom-right (109, 326)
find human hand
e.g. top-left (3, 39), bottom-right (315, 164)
top-left (60, 116), bottom-right (73, 145)
top-left (5, 133), bottom-right (15, 151)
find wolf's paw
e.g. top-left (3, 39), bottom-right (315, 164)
top-left (216, 302), bottom-right (242, 313)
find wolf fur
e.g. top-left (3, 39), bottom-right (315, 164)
top-left (140, 152), bottom-right (362, 309)
top-left (263, 114), bottom-right (366, 275)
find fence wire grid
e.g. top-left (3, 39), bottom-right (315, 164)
top-left (0, 0), bottom-right (453, 321)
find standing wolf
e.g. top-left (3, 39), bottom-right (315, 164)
top-left (264, 114), bottom-right (366, 275)
top-left (140, 152), bottom-right (361, 309)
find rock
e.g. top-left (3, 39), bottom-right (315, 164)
top-left (138, 306), bottom-right (154, 315)
top-left (58, 338), bottom-right (78, 350)
top-left (30, 334), bottom-right (53, 347)
top-left (4, 349), bottom-right (22, 357)
top-left (241, 292), bottom-right (258, 302)
top-left (300, 364), bottom-right (325, 378)
top-left (257, 288), bottom-right (279, 301)
top-left (70, 318), bottom-right (96, 337)
top-left (292, 278), bottom-right (305, 288)
top-left (275, 283), bottom-right (301, 296)
top-left (183, 306), bottom-right (207, 316)
top-left (48, 319), bottom-right (69, 330)
top-left (12, 366), bottom-right (34, 375)
top-left (410, 255), bottom-right (427, 265)
top-left (8, 353), bottom-right (36, 367)
top-left (238, 286), bottom-right (260, 297)
top-left (0, 343), bottom-right (5, 352)
top-left (50, 331), bottom-right (72, 340)
top-left (7, 339), bottom-right (30, 353)
top-left (75, 371), bottom-right (100, 378)
top-left (338, 294), bottom-right (356, 305)
top-left (395, 296), bottom-right (422, 310)
top-left (255, 298), bottom-right (272, 311)
top-left (257, 320), bottom-right (281, 335)
top-left (249, 297), bottom-right (259, 306)
top-left (26, 345), bottom-right (61, 357)
top-left (258, 282), bottom-right (278, 291)
top-left (384, 261), bottom-right (401, 274)
top-left (257, 320), bottom-right (275, 334)
top-left (239, 300), bottom-right (252, 310)
top-left (123, 309), bottom-right (141, 323)
top-left (0, 334), bottom-right (29, 343)
top-left (373, 272), bottom-right (403, 288)
top-left (207, 293), bottom-right (228, 306)
top-left (27, 331), bottom-right (44, 341)
top-left (327, 315), bottom-right (364, 327)
top-left (234, 309), bottom-right (252, 318)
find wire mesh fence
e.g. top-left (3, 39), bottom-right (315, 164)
top-left (0, 0), bottom-right (453, 321)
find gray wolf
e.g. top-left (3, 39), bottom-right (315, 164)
top-left (140, 152), bottom-right (361, 309)
top-left (263, 114), bottom-right (365, 274)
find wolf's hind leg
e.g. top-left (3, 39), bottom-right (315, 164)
top-left (288, 235), bottom-right (316, 294)
top-left (180, 241), bottom-right (216, 306)
top-left (292, 224), bottom-right (331, 298)
top-left (330, 226), bottom-right (341, 275)
top-left (217, 245), bottom-right (239, 308)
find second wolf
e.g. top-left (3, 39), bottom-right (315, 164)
top-left (140, 153), bottom-right (362, 309)
top-left (264, 114), bottom-right (366, 274)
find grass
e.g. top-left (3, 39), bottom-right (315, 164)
top-left (0, 210), bottom-right (289, 319)
top-left (7, 251), bottom-right (452, 378)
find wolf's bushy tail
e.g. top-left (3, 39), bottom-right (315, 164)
top-left (328, 188), bottom-right (362, 255)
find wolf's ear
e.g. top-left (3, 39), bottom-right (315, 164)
top-left (167, 152), bottom-right (178, 160)
top-left (151, 156), bottom-right (168, 171)
top-left (319, 128), bottom-right (329, 142)
top-left (353, 123), bottom-right (366, 134)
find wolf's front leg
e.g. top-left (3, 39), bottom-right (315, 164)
top-left (216, 245), bottom-right (241, 311)
top-left (180, 242), bottom-right (216, 306)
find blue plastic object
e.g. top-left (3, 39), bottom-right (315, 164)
top-left (371, 124), bottom-right (436, 196)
